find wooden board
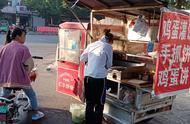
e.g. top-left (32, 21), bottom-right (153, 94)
top-left (121, 79), bottom-right (153, 88)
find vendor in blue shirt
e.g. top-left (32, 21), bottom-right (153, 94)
top-left (80, 29), bottom-right (113, 124)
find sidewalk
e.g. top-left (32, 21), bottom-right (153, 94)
top-left (32, 108), bottom-right (72, 124)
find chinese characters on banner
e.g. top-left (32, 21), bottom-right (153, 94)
top-left (154, 11), bottom-right (190, 97)
top-left (56, 61), bottom-right (83, 100)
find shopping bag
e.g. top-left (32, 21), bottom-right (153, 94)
top-left (133, 15), bottom-right (149, 37)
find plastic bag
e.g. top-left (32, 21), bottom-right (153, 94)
top-left (119, 87), bottom-right (136, 104)
top-left (70, 103), bottom-right (85, 123)
top-left (29, 68), bottom-right (37, 82)
top-left (133, 15), bottom-right (149, 37)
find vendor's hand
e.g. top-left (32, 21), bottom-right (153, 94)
top-left (29, 71), bottom-right (37, 82)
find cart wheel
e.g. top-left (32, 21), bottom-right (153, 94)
top-left (137, 118), bottom-right (153, 124)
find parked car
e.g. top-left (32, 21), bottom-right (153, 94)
top-left (0, 20), bottom-right (9, 33)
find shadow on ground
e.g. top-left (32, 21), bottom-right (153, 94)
top-left (32, 107), bottom-right (72, 124)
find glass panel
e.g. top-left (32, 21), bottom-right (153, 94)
top-left (58, 29), bottom-right (81, 64)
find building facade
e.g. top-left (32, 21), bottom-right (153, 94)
top-left (1, 0), bottom-right (31, 28)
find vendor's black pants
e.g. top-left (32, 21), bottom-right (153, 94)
top-left (84, 76), bottom-right (106, 124)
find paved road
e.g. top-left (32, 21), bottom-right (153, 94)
top-left (25, 34), bottom-right (76, 124)
top-left (0, 34), bottom-right (58, 44)
top-left (1, 34), bottom-right (190, 124)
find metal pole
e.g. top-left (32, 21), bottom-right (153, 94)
top-left (90, 11), bottom-right (93, 43)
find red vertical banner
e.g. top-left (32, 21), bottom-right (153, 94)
top-left (154, 11), bottom-right (190, 97)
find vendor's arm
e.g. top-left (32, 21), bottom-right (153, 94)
top-left (105, 45), bottom-right (113, 69)
top-left (80, 45), bottom-right (90, 63)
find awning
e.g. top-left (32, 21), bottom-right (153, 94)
top-left (1, 6), bottom-right (16, 14)
top-left (59, 22), bottom-right (89, 30)
top-left (75, 0), bottom-right (167, 19)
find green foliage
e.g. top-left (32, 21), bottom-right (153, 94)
top-left (23, 0), bottom-right (90, 25)
top-left (62, 1), bottom-right (90, 21)
top-left (24, 0), bottom-right (62, 24)
top-left (0, 0), bottom-right (8, 9)
top-left (165, 0), bottom-right (190, 9)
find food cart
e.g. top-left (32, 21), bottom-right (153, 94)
top-left (56, 0), bottom-right (190, 123)
top-left (56, 22), bottom-right (88, 100)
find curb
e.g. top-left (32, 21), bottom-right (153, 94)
top-left (27, 32), bottom-right (58, 35)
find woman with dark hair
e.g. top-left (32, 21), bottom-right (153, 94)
top-left (4, 30), bottom-right (12, 45)
top-left (0, 27), bottom-right (44, 120)
top-left (80, 29), bottom-right (113, 124)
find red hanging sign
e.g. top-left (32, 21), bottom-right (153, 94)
top-left (154, 11), bottom-right (190, 97)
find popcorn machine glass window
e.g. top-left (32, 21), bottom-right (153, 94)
top-left (58, 29), bottom-right (81, 64)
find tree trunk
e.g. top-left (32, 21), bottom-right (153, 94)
top-left (50, 17), bottom-right (53, 25)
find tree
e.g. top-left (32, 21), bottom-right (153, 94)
top-left (24, 0), bottom-right (65, 25)
top-left (0, 0), bottom-right (8, 9)
top-left (23, 0), bottom-right (90, 25)
top-left (165, 0), bottom-right (190, 9)
top-left (63, 0), bottom-right (90, 20)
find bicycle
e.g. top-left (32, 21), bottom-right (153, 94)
top-left (0, 88), bottom-right (31, 124)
